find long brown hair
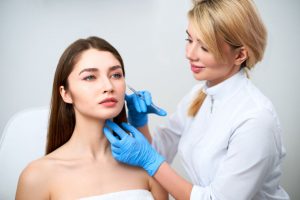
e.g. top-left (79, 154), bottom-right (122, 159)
top-left (46, 36), bottom-right (127, 154)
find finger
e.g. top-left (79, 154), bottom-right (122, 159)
top-left (105, 120), bottom-right (128, 139)
top-left (103, 127), bottom-right (119, 144)
top-left (136, 92), bottom-right (147, 112)
top-left (142, 91), bottom-right (152, 106)
top-left (111, 145), bottom-right (122, 154)
top-left (132, 94), bottom-right (142, 112)
top-left (112, 151), bottom-right (120, 160)
top-left (155, 106), bottom-right (167, 116)
top-left (121, 122), bottom-right (142, 139)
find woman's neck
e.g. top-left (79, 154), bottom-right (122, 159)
top-left (206, 67), bottom-right (240, 88)
top-left (67, 114), bottom-right (111, 161)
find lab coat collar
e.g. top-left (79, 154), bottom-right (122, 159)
top-left (203, 70), bottom-right (247, 101)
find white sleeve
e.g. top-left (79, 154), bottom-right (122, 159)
top-left (191, 110), bottom-right (284, 200)
top-left (152, 84), bottom-right (201, 164)
top-left (152, 98), bottom-right (188, 163)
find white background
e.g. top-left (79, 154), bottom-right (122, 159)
top-left (0, 0), bottom-right (299, 199)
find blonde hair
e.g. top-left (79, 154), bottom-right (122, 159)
top-left (188, 89), bottom-right (207, 117)
top-left (188, 0), bottom-right (267, 69)
top-left (188, 0), bottom-right (267, 117)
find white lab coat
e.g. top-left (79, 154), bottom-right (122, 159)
top-left (152, 71), bottom-right (289, 200)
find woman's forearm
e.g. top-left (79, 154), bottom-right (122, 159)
top-left (136, 124), bottom-right (193, 199)
top-left (154, 162), bottom-right (193, 200)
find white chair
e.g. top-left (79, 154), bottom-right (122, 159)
top-left (0, 107), bottom-right (49, 200)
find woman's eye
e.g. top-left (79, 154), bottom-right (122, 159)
top-left (111, 73), bottom-right (123, 79)
top-left (83, 75), bottom-right (96, 81)
top-left (201, 46), bottom-right (208, 52)
top-left (185, 38), bottom-right (192, 43)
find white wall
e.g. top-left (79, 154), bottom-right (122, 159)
top-left (0, 0), bottom-right (299, 199)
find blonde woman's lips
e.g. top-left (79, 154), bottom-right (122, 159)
top-left (191, 64), bottom-right (205, 73)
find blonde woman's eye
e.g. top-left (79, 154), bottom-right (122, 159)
top-left (83, 75), bottom-right (96, 81)
top-left (201, 46), bottom-right (208, 52)
top-left (185, 38), bottom-right (192, 43)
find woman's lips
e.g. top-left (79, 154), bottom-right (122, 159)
top-left (191, 64), bottom-right (205, 73)
top-left (99, 97), bottom-right (118, 107)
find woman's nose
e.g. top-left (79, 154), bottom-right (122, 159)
top-left (186, 43), bottom-right (198, 61)
top-left (101, 77), bottom-right (113, 93)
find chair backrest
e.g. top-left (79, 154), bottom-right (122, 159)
top-left (0, 107), bottom-right (49, 200)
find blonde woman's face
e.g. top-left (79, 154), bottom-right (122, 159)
top-left (185, 22), bottom-right (241, 87)
top-left (61, 49), bottom-right (126, 121)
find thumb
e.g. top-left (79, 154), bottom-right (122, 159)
top-left (121, 122), bottom-right (144, 139)
top-left (154, 107), bottom-right (167, 116)
top-left (103, 127), bottom-right (119, 145)
top-left (148, 104), bottom-right (167, 116)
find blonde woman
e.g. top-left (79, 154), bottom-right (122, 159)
top-left (16, 37), bottom-right (167, 200)
top-left (104, 0), bottom-right (290, 199)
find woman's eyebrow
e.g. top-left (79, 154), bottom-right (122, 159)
top-left (186, 30), bottom-right (191, 37)
top-left (78, 65), bottom-right (122, 75)
top-left (109, 65), bottom-right (122, 71)
top-left (78, 67), bottom-right (98, 75)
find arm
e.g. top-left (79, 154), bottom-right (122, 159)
top-left (185, 110), bottom-right (284, 200)
top-left (137, 121), bottom-right (186, 200)
top-left (154, 162), bottom-right (192, 200)
top-left (16, 161), bottom-right (49, 200)
top-left (115, 123), bottom-right (191, 200)
top-left (104, 108), bottom-right (284, 200)
top-left (104, 121), bottom-right (193, 199)
top-left (148, 175), bottom-right (169, 200)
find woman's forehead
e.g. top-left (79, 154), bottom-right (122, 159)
top-left (73, 49), bottom-right (121, 73)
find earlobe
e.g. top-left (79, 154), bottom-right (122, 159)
top-left (59, 86), bottom-right (73, 104)
top-left (235, 47), bottom-right (248, 66)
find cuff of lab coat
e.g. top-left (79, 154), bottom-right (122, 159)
top-left (190, 185), bottom-right (213, 200)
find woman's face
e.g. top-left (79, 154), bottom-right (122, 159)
top-left (61, 49), bottom-right (126, 121)
top-left (185, 22), bottom-right (241, 87)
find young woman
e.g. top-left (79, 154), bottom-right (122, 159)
top-left (16, 37), bottom-right (167, 200)
top-left (104, 0), bottom-right (290, 199)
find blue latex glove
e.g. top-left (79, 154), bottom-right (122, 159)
top-left (125, 90), bottom-right (167, 127)
top-left (104, 120), bottom-right (165, 176)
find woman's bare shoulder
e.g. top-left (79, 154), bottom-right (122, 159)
top-left (19, 156), bottom-right (55, 185)
top-left (16, 157), bottom-right (54, 199)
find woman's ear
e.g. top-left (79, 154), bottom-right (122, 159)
top-left (234, 46), bottom-right (248, 66)
top-left (59, 86), bottom-right (73, 104)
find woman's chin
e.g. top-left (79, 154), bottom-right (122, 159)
top-left (100, 111), bottom-right (120, 120)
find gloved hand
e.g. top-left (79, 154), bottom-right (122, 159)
top-left (125, 90), bottom-right (167, 127)
top-left (104, 120), bottom-right (165, 176)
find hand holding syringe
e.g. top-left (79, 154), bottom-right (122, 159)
top-left (125, 84), bottom-right (167, 127)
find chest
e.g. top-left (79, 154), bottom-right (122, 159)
top-left (178, 100), bottom-right (238, 183)
top-left (48, 162), bottom-right (149, 200)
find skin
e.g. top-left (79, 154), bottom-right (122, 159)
top-left (138, 22), bottom-right (248, 199)
top-left (16, 49), bottom-right (167, 200)
top-left (185, 22), bottom-right (247, 87)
